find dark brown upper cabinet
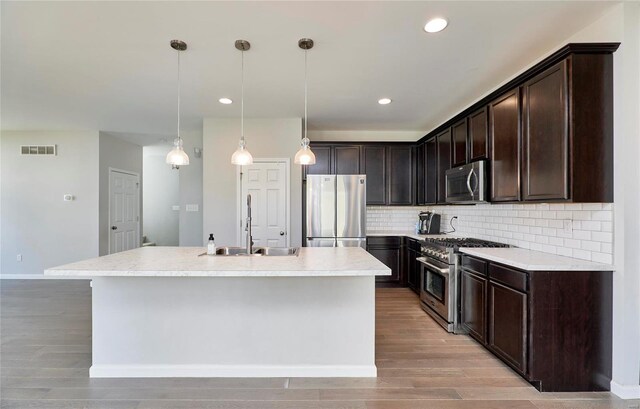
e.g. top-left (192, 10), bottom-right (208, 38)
top-left (452, 118), bottom-right (468, 167)
top-left (414, 144), bottom-right (426, 205)
top-left (387, 146), bottom-right (414, 205)
top-left (425, 137), bottom-right (438, 205)
top-left (469, 107), bottom-right (489, 161)
top-left (522, 61), bottom-right (569, 201)
top-left (436, 129), bottom-right (452, 203)
top-left (333, 145), bottom-right (361, 175)
top-left (304, 145), bottom-right (332, 178)
top-left (490, 88), bottom-right (521, 202)
top-left (361, 145), bottom-right (387, 205)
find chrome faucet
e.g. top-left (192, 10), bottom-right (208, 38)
top-left (245, 194), bottom-right (253, 254)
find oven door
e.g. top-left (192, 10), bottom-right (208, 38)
top-left (418, 257), bottom-right (450, 322)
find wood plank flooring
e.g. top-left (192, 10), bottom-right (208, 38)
top-left (1, 280), bottom-right (637, 409)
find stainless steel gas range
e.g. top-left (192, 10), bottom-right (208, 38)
top-left (418, 237), bottom-right (509, 333)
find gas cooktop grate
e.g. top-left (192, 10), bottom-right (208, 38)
top-left (423, 237), bottom-right (510, 249)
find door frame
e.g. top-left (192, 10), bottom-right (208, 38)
top-left (236, 158), bottom-right (290, 248)
top-left (108, 167), bottom-right (141, 254)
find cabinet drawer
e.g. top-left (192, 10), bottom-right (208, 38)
top-left (461, 256), bottom-right (488, 276)
top-left (489, 263), bottom-right (528, 292)
top-left (367, 236), bottom-right (402, 249)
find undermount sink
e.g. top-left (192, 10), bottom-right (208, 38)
top-left (200, 246), bottom-right (300, 257)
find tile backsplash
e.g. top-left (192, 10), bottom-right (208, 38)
top-left (366, 203), bottom-right (613, 264)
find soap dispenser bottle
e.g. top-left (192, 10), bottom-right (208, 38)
top-left (207, 234), bottom-right (216, 255)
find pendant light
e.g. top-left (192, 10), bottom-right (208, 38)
top-left (166, 40), bottom-right (190, 169)
top-left (230, 40), bottom-right (253, 165)
top-left (294, 38), bottom-right (316, 165)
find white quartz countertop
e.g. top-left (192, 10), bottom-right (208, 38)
top-left (44, 246), bottom-right (391, 277)
top-left (459, 248), bottom-right (614, 272)
top-left (366, 231), bottom-right (459, 241)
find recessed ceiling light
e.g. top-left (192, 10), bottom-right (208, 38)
top-left (219, 97), bottom-right (233, 104)
top-left (378, 98), bottom-right (392, 105)
top-left (424, 18), bottom-right (448, 33)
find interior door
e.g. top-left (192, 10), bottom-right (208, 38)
top-left (109, 170), bottom-right (140, 254)
top-left (240, 161), bottom-right (288, 248)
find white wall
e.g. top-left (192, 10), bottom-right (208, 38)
top-left (98, 132), bottom-right (143, 256)
top-left (143, 145), bottom-right (179, 246)
top-left (308, 130), bottom-right (423, 142)
top-left (0, 130), bottom-right (99, 276)
top-left (178, 129), bottom-right (204, 246)
top-left (203, 118), bottom-right (302, 247)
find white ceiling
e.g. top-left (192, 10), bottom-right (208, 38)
top-left (1, 1), bottom-right (616, 137)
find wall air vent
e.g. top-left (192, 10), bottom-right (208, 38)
top-left (20, 145), bottom-right (57, 156)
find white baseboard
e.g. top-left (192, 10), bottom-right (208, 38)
top-left (90, 364), bottom-right (377, 378)
top-left (611, 381), bottom-right (640, 399)
top-left (0, 274), bottom-right (90, 280)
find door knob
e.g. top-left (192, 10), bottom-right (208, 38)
top-left (111, 226), bottom-right (117, 230)
top-left (280, 231), bottom-right (285, 236)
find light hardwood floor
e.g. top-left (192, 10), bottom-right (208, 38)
top-left (1, 280), bottom-right (637, 409)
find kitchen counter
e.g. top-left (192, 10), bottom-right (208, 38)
top-left (45, 246), bottom-right (384, 379)
top-left (460, 247), bottom-right (614, 271)
top-left (45, 246), bottom-right (391, 277)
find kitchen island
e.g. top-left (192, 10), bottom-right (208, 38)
top-left (45, 246), bottom-right (390, 378)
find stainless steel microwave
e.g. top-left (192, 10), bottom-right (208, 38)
top-left (445, 160), bottom-right (488, 204)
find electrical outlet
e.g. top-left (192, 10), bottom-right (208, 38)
top-left (563, 219), bottom-right (573, 234)
top-left (16, 254), bottom-right (22, 262)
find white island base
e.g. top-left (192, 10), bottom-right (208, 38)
top-left (91, 275), bottom-right (376, 378)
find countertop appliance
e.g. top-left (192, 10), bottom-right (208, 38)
top-left (445, 160), bottom-right (488, 204)
top-left (418, 237), bottom-right (510, 333)
top-left (418, 211), bottom-right (441, 234)
top-left (305, 175), bottom-right (366, 248)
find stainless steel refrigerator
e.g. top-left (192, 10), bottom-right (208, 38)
top-left (305, 175), bottom-right (366, 248)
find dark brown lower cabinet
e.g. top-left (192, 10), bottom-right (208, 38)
top-left (406, 238), bottom-right (421, 293)
top-left (461, 270), bottom-right (487, 344)
top-left (367, 237), bottom-right (403, 286)
top-left (488, 281), bottom-right (527, 375)
top-left (460, 255), bottom-right (612, 392)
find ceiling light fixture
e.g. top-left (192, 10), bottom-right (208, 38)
top-left (294, 38), bottom-right (316, 166)
top-left (378, 98), bottom-right (392, 105)
top-left (166, 40), bottom-right (190, 169)
top-left (424, 18), bottom-right (448, 33)
top-left (219, 97), bottom-right (233, 104)
top-left (230, 40), bottom-right (253, 166)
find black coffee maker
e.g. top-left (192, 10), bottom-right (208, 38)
top-left (418, 211), bottom-right (441, 234)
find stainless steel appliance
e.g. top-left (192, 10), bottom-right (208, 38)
top-left (418, 237), bottom-right (509, 333)
top-left (418, 211), bottom-right (441, 234)
top-left (445, 160), bottom-right (488, 204)
top-left (305, 175), bottom-right (366, 248)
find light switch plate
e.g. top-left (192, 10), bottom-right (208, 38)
top-left (186, 204), bottom-right (199, 212)
top-left (172, 205), bottom-right (180, 211)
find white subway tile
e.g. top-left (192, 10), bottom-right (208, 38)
top-left (572, 249), bottom-right (592, 261)
top-left (581, 203), bottom-right (602, 211)
top-left (581, 240), bottom-right (601, 252)
top-left (591, 252), bottom-right (613, 265)
top-left (564, 238), bottom-right (581, 249)
top-left (592, 231), bottom-right (613, 243)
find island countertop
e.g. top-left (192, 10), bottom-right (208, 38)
top-left (44, 246), bottom-right (392, 277)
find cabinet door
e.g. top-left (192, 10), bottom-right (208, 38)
top-left (425, 137), bottom-right (437, 204)
top-left (469, 107), bottom-right (489, 161)
top-left (387, 146), bottom-right (414, 205)
top-left (333, 145), bottom-right (361, 175)
top-left (415, 144), bottom-right (426, 205)
top-left (361, 146), bottom-right (387, 205)
top-left (461, 270), bottom-right (488, 344)
top-left (452, 119), bottom-right (468, 167)
top-left (407, 249), bottom-right (419, 292)
top-left (436, 130), bottom-right (452, 203)
top-left (490, 89), bottom-right (521, 202)
top-left (488, 281), bottom-right (527, 375)
top-left (369, 248), bottom-right (401, 284)
top-left (305, 145), bottom-right (332, 177)
top-left (522, 61), bottom-right (569, 201)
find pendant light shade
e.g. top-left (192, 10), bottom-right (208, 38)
top-left (166, 138), bottom-right (190, 167)
top-left (231, 40), bottom-right (253, 165)
top-left (295, 38), bottom-right (316, 165)
top-left (294, 137), bottom-right (316, 165)
top-left (166, 40), bottom-right (189, 169)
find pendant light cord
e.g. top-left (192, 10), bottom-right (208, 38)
top-left (177, 49), bottom-right (181, 143)
top-left (304, 49), bottom-right (308, 145)
top-left (241, 49), bottom-right (245, 144)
